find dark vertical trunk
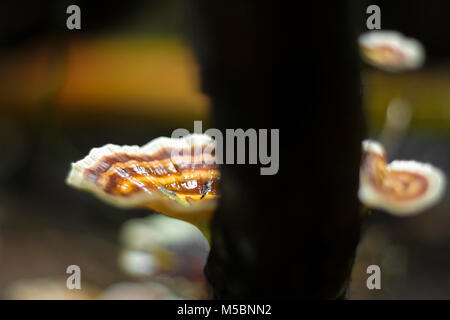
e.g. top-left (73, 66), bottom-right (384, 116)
top-left (188, 1), bottom-right (364, 298)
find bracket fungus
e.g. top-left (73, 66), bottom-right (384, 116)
top-left (358, 30), bottom-right (425, 72)
top-left (66, 134), bottom-right (219, 233)
top-left (359, 140), bottom-right (446, 216)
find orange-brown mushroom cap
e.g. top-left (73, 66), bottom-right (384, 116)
top-left (359, 31), bottom-right (425, 72)
top-left (359, 140), bottom-right (446, 216)
top-left (66, 134), bottom-right (219, 225)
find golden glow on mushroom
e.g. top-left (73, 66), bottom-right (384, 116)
top-left (359, 31), bottom-right (425, 72)
top-left (66, 134), bottom-right (219, 225)
top-left (359, 140), bottom-right (446, 216)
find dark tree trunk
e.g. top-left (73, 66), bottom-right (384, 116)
top-left (188, 1), bottom-right (364, 299)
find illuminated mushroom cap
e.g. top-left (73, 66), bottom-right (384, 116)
top-left (359, 140), bottom-right (446, 216)
top-left (66, 134), bottom-right (219, 224)
top-left (358, 31), bottom-right (425, 72)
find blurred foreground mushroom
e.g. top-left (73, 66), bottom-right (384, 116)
top-left (98, 281), bottom-right (182, 300)
top-left (119, 214), bottom-right (209, 280)
top-left (4, 278), bottom-right (100, 300)
top-left (99, 276), bottom-right (208, 300)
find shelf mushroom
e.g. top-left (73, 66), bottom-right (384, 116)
top-left (359, 140), bottom-right (446, 216)
top-left (66, 134), bottom-right (219, 237)
top-left (358, 30), bottom-right (425, 72)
